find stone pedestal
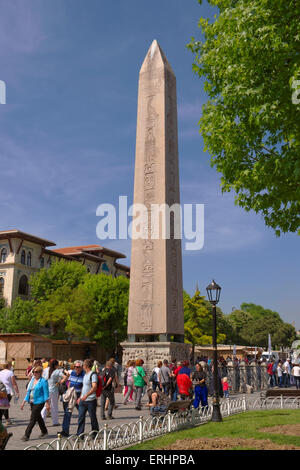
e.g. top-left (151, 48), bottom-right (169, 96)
top-left (121, 341), bottom-right (190, 374)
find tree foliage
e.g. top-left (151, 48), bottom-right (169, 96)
top-left (82, 273), bottom-right (129, 352)
top-left (226, 302), bottom-right (296, 348)
top-left (30, 260), bottom-right (88, 303)
top-left (0, 298), bottom-right (39, 334)
top-left (184, 290), bottom-right (226, 353)
top-left (35, 285), bottom-right (94, 342)
top-left (188, 0), bottom-right (300, 235)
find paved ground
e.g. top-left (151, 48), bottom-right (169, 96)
top-left (2, 380), bottom-right (296, 450)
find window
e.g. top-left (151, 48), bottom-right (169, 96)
top-left (0, 248), bottom-right (7, 263)
top-left (21, 250), bottom-right (26, 265)
top-left (18, 275), bottom-right (29, 296)
top-left (102, 262), bottom-right (110, 273)
top-left (27, 252), bottom-right (32, 266)
top-left (0, 278), bottom-right (4, 297)
top-left (40, 257), bottom-right (45, 268)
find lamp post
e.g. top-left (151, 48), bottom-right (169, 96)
top-left (206, 279), bottom-right (222, 422)
top-left (114, 329), bottom-right (119, 359)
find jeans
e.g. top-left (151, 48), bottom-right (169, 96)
top-left (283, 374), bottom-right (290, 387)
top-left (152, 381), bottom-right (161, 392)
top-left (278, 376), bottom-right (283, 387)
top-left (193, 385), bottom-right (208, 408)
top-left (123, 383), bottom-right (134, 404)
top-left (295, 377), bottom-right (300, 390)
top-left (161, 383), bottom-right (170, 396)
top-left (100, 389), bottom-right (115, 417)
top-left (77, 399), bottom-right (99, 436)
top-left (172, 383), bottom-right (178, 401)
top-left (25, 403), bottom-right (48, 438)
top-left (62, 392), bottom-right (80, 434)
top-left (135, 386), bottom-right (143, 408)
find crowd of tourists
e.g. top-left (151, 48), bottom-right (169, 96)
top-left (267, 358), bottom-right (300, 389)
top-left (1, 354), bottom-right (299, 447)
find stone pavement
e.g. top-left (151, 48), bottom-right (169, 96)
top-left (1, 379), bottom-right (284, 451)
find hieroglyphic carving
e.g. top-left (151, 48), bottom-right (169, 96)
top-left (139, 93), bottom-right (160, 332)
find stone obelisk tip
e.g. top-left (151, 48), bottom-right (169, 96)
top-left (140, 39), bottom-right (175, 75)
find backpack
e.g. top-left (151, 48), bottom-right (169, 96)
top-left (90, 372), bottom-right (103, 397)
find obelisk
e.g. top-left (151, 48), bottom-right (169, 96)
top-left (121, 40), bottom-right (189, 370)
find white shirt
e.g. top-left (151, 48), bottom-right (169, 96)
top-left (292, 366), bottom-right (300, 377)
top-left (283, 361), bottom-right (291, 374)
top-left (0, 369), bottom-right (14, 394)
top-left (277, 366), bottom-right (283, 377)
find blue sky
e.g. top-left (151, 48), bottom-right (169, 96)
top-left (0, 0), bottom-right (299, 326)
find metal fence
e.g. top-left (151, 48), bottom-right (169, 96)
top-left (24, 395), bottom-right (300, 451)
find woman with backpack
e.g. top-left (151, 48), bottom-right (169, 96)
top-left (151, 361), bottom-right (163, 392)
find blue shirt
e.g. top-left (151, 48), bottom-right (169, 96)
top-left (25, 377), bottom-right (49, 405)
top-left (69, 370), bottom-right (85, 393)
top-left (80, 371), bottom-right (98, 401)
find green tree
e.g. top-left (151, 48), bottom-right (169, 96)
top-left (82, 273), bottom-right (129, 353)
top-left (184, 290), bottom-right (226, 358)
top-left (30, 260), bottom-right (88, 303)
top-left (35, 285), bottom-right (93, 342)
top-left (188, 0), bottom-right (300, 235)
top-left (0, 298), bottom-right (39, 334)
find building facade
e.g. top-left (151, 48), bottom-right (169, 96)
top-left (0, 229), bottom-right (130, 307)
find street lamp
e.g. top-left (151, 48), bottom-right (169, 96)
top-left (206, 279), bottom-right (222, 422)
top-left (114, 329), bottom-right (119, 359)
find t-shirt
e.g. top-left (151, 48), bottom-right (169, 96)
top-left (292, 366), bottom-right (300, 377)
top-left (127, 366), bottom-right (134, 385)
top-left (192, 371), bottom-right (206, 387)
top-left (153, 367), bottom-right (161, 382)
top-left (81, 371), bottom-right (98, 401)
top-left (133, 366), bottom-right (146, 387)
top-left (0, 369), bottom-right (14, 394)
top-left (160, 366), bottom-right (170, 384)
top-left (102, 368), bottom-right (115, 391)
top-left (277, 366), bottom-right (283, 377)
top-left (43, 368), bottom-right (65, 394)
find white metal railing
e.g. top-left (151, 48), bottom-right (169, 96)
top-left (23, 396), bottom-right (300, 451)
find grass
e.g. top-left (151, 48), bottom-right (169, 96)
top-left (128, 410), bottom-right (300, 450)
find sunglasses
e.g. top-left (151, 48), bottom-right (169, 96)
top-left (74, 366), bottom-right (82, 368)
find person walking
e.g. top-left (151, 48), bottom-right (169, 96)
top-left (60, 360), bottom-right (85, 437)
top-left (133, 359), bottom-right (148, 410)
top-left (151, 361), bottom-right (162, 392)
top-left (41, 359), bottom-right (67, 426)
top-left (20, 366), bottom-right (50, 441)
top-left (277, 362), bottom-right (283, 387)
top-left (192, 363), bottom-right (208, 408)
top-left (0, 361), bottom-right (19, 426)
top-left (76, 359), bottom-right (99, 437)
top-left (100, 361), bottom-right (116, 420)
top-left (291, 363), bottom-right (300, 390)
top-left (283, 359), bottom-right (291, 387)
top-left (123, 360), bottom-right (135, 404)
top-left (267, 360), bottom-right (275, 387)
top-left (160, 360), bottom-right (171, 396)
top-left (221, 377), bottom-right (232, 399)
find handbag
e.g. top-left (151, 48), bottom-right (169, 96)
top-left (0, 397), bottom-right (10, 409)
top-left (150, 370), bottom-right (157, 382)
